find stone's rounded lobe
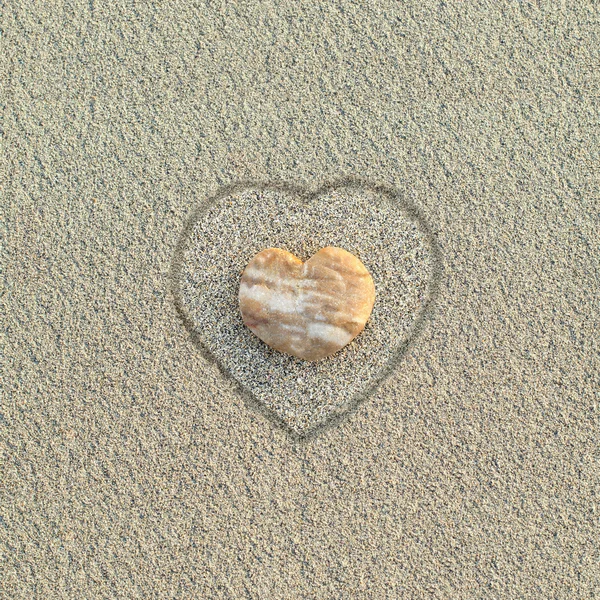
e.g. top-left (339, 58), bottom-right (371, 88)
top-left (239, 247), bottom-right (376, 361)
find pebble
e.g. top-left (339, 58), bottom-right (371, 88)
top-left (239, 247), bottom-right (376, 360)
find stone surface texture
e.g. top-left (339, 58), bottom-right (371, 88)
top-left (239, 247), bottom-right (376, 361)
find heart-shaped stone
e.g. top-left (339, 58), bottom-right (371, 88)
top-left (239, 247), bottom-right (376, 361)
top-left (172, 180), bottom-right (440, 439)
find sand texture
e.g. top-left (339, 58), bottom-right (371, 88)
top-left (2, 1), bottom-right (599, 598)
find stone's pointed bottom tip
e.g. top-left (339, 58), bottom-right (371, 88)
top-left (239, 246), bottom-right (376, 361)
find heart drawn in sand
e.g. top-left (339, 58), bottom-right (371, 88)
top-left (172, 180), bottom-right (441, 439)
top-left (239, 247), bottom-right (376, 361)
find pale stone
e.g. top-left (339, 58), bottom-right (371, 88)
top-left (239, 247), bottom-right (376, 360)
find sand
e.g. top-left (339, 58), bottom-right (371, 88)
top-left (2, 1), bottom-right (599, 598)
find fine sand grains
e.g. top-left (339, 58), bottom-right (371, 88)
top-left (177, 184), bottom-right (435, 436)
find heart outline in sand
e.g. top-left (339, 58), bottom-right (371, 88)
top-left (170, 179), bottom-right (442, 441)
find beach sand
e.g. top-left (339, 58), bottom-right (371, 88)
top-left (3, 1), bottom-right (598, 597)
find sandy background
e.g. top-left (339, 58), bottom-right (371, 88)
top-left (2, 1), bottom-right (599, 598)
